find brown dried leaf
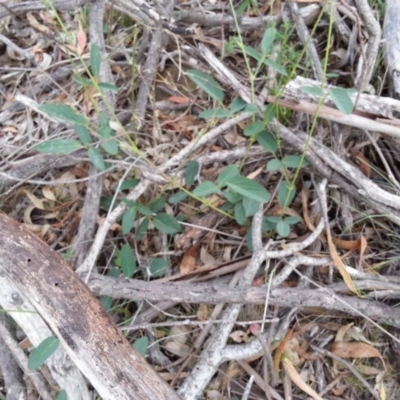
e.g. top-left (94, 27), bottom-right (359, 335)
top-left (179, 246), bottom-right (198, 275)
top-left (282, 358), bottom-right (323, 400)
top-left (331, 236), bottom-right (361, 250)
top-left (327, 229), bottom-right (358, 294)
top-left (331, 341), bottom-right (386, 369)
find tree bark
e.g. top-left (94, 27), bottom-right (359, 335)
top-left (0, 213), bottom-right (180, 400)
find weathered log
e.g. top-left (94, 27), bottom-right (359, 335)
top-left (0, 213), bottom-right (180, 400)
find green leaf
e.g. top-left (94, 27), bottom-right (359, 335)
top-left (199, 108), bottom-right (230, 119)
top-left (136, 218), bottom-right (149, 240)
top-left (328, 88), bottom-right (354, 114)
top-left (220, 201), bottom-right (234, 211)
top-left (243, 120), bottom-right (264, 137)
top-left (149, 196), bottom-right (166, 213)
top-left (277, 180), bottom-right (296, 208)
top-left (234, 202), bottom-right (246, 225)
top-left (186, 70), bottom-right (224, 102)
top-left (120, 244), bottom-right (136, 278)
top-left (285, 216), bottom-right (301, 225)
top-left (263, 103), bottom-right (276, 122)
top-left (217, 165), bottom-right (239, 188)
top-left (223, 190), bottom-right (241, 204)
top-left (226, 176), bottom-right (270, 203)
top-left (244, 45), bottom-right (262, 62)
top-left (326, 72), bottom-right (340, 78)
top-left (147, 258), bottom-right (169, 277)
top-left (185, 161), bottom-right (199, 185)
top-left (261, 26), bottom-right (277, 55)
top-left (262, 216), bottom-right (277, 231)
top-left (276, 220), bottom-right (290, 237)
top-left (168, 191), bottom-right (187, 204)
top-left (119, 179), bottom-right (139, 191)
top-left (244, 103), bottom-right (259, 113)
top-left (242, 197), bottom-right (260, 217)
top-left (153, 213), bottom-right (181, 234)
top-left (100, 296), bottom-right (112, 311)
top-left (28, 336), bottom-right (59, 370)
top-left (192, 181), bottom-right (219, 197)
top-left (35, 139), bottom-right (81, 154)
top-left (133, 336), bottom-right (149, 357)
top-left (266, 159), bottom-right (283, 171)
top-left (136, 205), bottom-right (153, 216)
top-left (90, 43), bottom-right (102, 77)
top-left (75, 124), bottom-right (92, 145)
top-left (282, 155), bottom-right (309, 169)
top-left (98, 82), bottom-right (119, 92)
top-left (56, 390), bottom-right (68, 400)
top-left (257, 130), bottom-right (278, 153)
top-left (73, 75), bottom-right (95, 87)
top-left (230, 97), bottom-right (247, 113)
top-left (225, 36), bottom-right (239, 54)
top-left (107, 266), bottom-right (120, 278)
top-left (263, 59), bottom-right (288, 76)
top-left (300, 86), bottom-right (324, 97)
top-left (98, 113), bottom-right (118, 155)
top-left (39, 104), bottom-right (87, 125)
top-left (122, 206), bottom-right (137, 234)
top-left (87, 147), bottom-right (106, 170)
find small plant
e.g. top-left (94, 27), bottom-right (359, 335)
top-left (35, 44), bottom-right (119, 171)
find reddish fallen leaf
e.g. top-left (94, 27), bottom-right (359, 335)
top-left (179, 245), bottom-right (198, 275)
top-left (349, 148), bottom-right (372, 178)
top-left (251, 276), bottom-right (263, 286)
top-left (249, 323), bottom-right (261, 335)
top-left (166, 96), bottom-right (191, 104)
top-left (76, 25), bottom-right (87, 55)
